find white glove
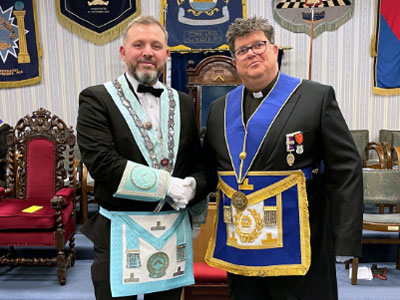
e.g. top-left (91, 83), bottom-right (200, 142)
top-left (167, 176), bottom-right (196, 210)
top-left (192, 224), bottom-right (201, 239)
top-left (336, 256), bottom-right (354, 263)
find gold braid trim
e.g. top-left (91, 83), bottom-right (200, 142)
top-left (218, 170), bottom-right (305, 206)
top-left (205, 171), bottom-right (311, 277)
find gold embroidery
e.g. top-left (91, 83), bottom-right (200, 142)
top-left (233, 209), bottom-right (264, 243)
top-left (223, 205), bottom-right (232, 224)
top-left (238, 178), bottom-right (254, 190)
top-left (228, 230), bottom-right (238, 244)
top-left (261, 232), bottom-right (278, 244)
top-left (206, 171), bottom-right (311, 277)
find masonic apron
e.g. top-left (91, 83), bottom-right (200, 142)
top-left (99, 75), bottom-right (194, 297)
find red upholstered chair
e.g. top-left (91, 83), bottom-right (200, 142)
top-left (0, 108), bottom-right (77, 285)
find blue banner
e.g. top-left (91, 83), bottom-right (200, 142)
top-left (0, 0), bottom-right (42, 88)
top-left (162, 0), bottom-right (246, 52)
top-left (55, 0), bottom-right (141, 45)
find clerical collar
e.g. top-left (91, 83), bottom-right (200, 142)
top-left (252, 91), bottom-right (263, 98)
top-left (247, 73), bottom-right (279, 100)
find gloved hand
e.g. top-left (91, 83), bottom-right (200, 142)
top-left (192, 224), bottom-right (201, 239)
top-left (167, 176), bottom-right (196, 210)
top-left (336, 256), bottom-right (354, 263)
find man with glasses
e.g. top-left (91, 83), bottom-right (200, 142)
top-left (203, 16), bottom-right (363, 300)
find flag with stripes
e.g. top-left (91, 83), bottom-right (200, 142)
top-left (273, 0), bottom-right (353, 38)
top-left (372, 0), bottom-right (400, 95)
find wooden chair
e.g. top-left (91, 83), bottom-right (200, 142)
top-left (391, 132), bottom-right (400, 168)
top-left (183, 202), bottom-right (230, 300)
top-left (349, 130), bottom-right (387, 169)
top-left (346, 168), bottom-right (400, 285)
top-left (0, 108), bottom-right (77, 285)
top-left (378, 129), bottom-right (400, 168)
top-left (186, 55), bottom-right (241, 134)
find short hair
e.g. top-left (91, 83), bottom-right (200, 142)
top-left (122, 15), bottom-right (168, 45)
top-left (226, 16), bottom-right (275, 53)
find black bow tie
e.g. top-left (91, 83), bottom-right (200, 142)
top-left (137, 84), bottom-right (164, 97)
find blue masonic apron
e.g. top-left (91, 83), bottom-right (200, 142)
top-left (205, 73), bottom-right (312, 276)
top-left (100, 76), bottom-right (194, 297)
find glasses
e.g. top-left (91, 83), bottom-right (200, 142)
top-left (233, 40), bottom-right (268, 61)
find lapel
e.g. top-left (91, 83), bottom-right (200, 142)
top-left (260, 93), bottom-right (301, 163)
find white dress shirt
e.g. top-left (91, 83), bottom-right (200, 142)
top-left (125, 72), bottom-right (162, 139)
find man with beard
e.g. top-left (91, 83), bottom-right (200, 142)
top-left (77, 15), bottom-right (207, 300)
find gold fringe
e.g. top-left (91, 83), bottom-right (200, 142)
top-left (0, 0), bottom-right (42, 88)
top-left (168, 44), bottom-right (229, 53)
top-left (272, 2), bottom-right (353, 39)
top-left (160, 0), bottom-right (167, 26)
top-left (373, 87), bottom-right (400, 96)
top-left (0, 76), bottom-right (41, 88)
top-left (205, 171), bottom-right (311, 277)
top-left (370, 34), bottom-right (377, 57)
top-left (54, 0), bottom-right (141, 45)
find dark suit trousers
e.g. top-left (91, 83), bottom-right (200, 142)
top-left (228, 273), bottom-right (300, 300)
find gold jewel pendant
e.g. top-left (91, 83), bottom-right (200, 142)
top-left (231, 191), bottom-right (248, 210)
top-left (286, 152), bottom-right (295, 166)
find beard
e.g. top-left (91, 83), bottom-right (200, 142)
top-left (128, 61), bottom-right (163, 86)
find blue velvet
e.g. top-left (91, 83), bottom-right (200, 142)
top-left (213, 174), bottom-right (303, 267)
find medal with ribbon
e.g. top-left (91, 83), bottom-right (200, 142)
top-left (286, 131), bottom-right (304, 166)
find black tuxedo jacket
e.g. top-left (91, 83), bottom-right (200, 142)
top-left (204, 79), bottom-right (363, 299)
top-left (77, 84), bottom-right (207, 212)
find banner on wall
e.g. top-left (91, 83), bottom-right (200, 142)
top-left (272, 0), bottom-right (353, 38)
top-left (372, 0), bottom-right (400, 95)
top-left (0, 0), bottom-right (42, 88)
top-left (161, 0), bottom-right (246, 52)
top-left (55, 0), bottom-right (141, 45)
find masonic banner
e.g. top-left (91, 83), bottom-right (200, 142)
top-left (0, 0), bottom-right (42, 88)
top-left (272, 0), bottom-right (353, 38)
top-left (161, 0), bottom-right (246, 52)
top-left (55, 0), bottom-right (141, 45)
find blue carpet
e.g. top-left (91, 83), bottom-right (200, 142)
top-left (0, 260), bottom-right (95, 300)
top-left (337, 262), bottom-right (400, 300)
top-left (1, 261), bottom-right (399, 300)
